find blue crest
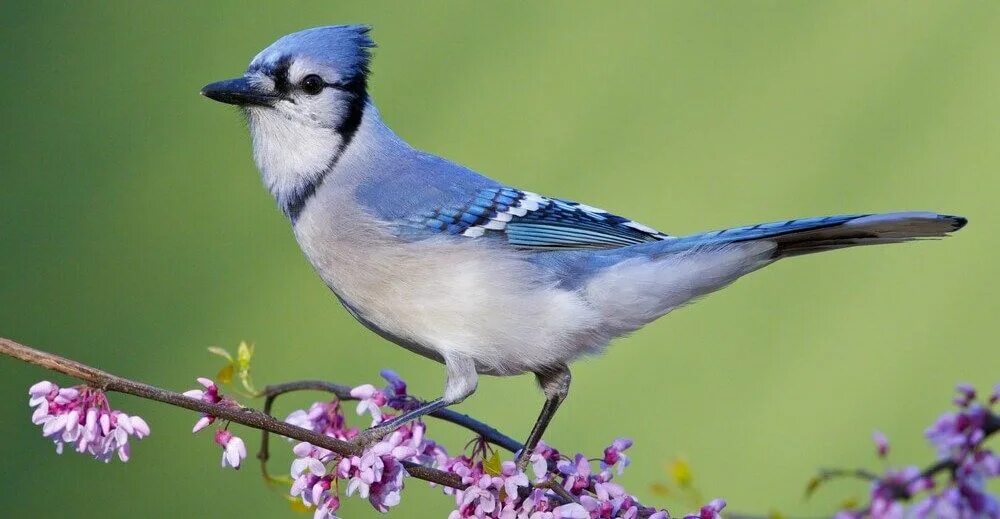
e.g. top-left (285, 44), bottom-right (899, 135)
top-left (249, 25), bottom-right (375, 79)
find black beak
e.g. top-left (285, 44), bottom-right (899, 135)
top-left (201, 77), bottom-right (279, 107)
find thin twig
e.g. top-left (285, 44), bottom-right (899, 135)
top-left (255, 380), bottom-right (523, 481)
top-left (260, 380), bottom-right (522, 452)
top-left (816, 468), bottom-right (880, 482)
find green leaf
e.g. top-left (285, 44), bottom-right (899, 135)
top-left (669, 458), bottom-right (693, 488)
top-left (483, 451), bottom-right (501, 476)
top-left (804, 475), bottom-right (823, 499)
top-left (207, 346), bottom-right (234, 362)
top-left (216, 363), bottom-right (234, 384)
top-left (236, 341), bottom-right (253, 371)
top-left (840, 497), bottom-right (860, 510)
top-left (649, 482), bottom-right (671, 497)
top-left (289, 499), bottom-right (312, 514)
top-left (235, 341), bottom-right (257, 394)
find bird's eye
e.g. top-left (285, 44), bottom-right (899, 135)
top-left (300, 74), bottom-right (325, 95)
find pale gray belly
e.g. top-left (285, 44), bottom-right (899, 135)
top-left (334, 292), bottom-right (445, 365)
top-left (293, 201), bottom-right (608, 376)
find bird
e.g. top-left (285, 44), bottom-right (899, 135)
top-left (201, 25), bottom-right (967, 468)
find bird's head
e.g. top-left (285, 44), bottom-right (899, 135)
top-left (202, 25), bottom-right (375, 196)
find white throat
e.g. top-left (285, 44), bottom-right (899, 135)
top-left (246, 106), bottom-right (343, 201)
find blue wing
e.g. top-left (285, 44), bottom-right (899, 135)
top-left (398, 187), bottom-right (672, 250)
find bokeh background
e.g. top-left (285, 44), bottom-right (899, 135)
top-left (1, 1), bottom-right (998, 517)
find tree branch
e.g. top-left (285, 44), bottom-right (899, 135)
top-left (8, 335), bottom-right (992, 519)
top-left (0, 337), bottom-right (672, 516)
top-left (0, 337), bottom-right (463, 489)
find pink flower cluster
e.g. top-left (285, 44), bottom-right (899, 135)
top-left (285, 398), bottom-right (357, 440)
top-left (442, 446), bottom-right (676, 519)
top-left (279, 371), bottom-right (711, 519)
top-left (443, 453), bottom-right (566, 518)
top-left (286, 374), bottom-right (451, 517)
top-left (913, 383), bottom-right (1000, 518)
top-left (25, 371), bottom-right (725, 518)
top-left (28, 380), bottom-right (149, 462)
top-left (22, 368), bottom-right (1000, 519)
top-left (837, 382), bottom-right (1000, 519)
top-left (288, 422), bottom-right (430, 517)
top-left (183, 377), bottom-right (247, 469)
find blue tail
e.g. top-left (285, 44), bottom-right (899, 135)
top-left (673, 212), bottom-right (967, 257)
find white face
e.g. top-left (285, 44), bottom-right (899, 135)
top-left (244, 57), bottom-right (361, 198)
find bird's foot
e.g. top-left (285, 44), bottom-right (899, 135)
top-left (350, 425), bottom-right (394, 452)
top-left (514, 449), bottom-right (533, 474)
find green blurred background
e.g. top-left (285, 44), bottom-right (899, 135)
top-left (1, 1), bottom-right (997, 517)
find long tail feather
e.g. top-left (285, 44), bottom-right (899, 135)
top-left (675, 212), bottom-right (967, 258)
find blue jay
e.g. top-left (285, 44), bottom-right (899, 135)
top-left (202, 25), bottom-right (966, 467)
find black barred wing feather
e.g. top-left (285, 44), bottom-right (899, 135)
top-left (402, 187), bottom-right (672, 250)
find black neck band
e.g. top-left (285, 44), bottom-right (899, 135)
top-left (283, 90), bottom-right (368, 223)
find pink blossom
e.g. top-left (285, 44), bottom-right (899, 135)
top-left (552, 502), bottom-right (589, 518)
top-left (27, 380), bottom-right (149, 462)
top-left (379, 369), bottom-right (410, 409)
top-left (214, 429), bottom-right (246, 469)
top-left (182, 377), bottom-right (222, 403)
top-left (557, 454), bottom-right (591, 494)
top-left (925, 406), bottom-right (987, 459)
top-left (313, 494), bottom-right (341, 519)
top-left (289, 441), bottom-right (339, 516)
top-left (336, 434), bottom-right (412, 512)
top-left (192, 415), bottom-right (214, 433)
top-left (350, 384), bottom-right (387, 425)
top-left (602, 437), bottom-right (633, 475)
top-left (954, 383), bottom-right (977, 408)
top-left (183, 377), bottom-right (241, 434)
top-left (868, 467), bottom-right (929, 518)
top-left (285, 399), bottom-right (357, 441)
top-left (685, 498), bottom-right (726, 519)
top-left (873, 430), bottom-right (889, 459)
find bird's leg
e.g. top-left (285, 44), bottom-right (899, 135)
top-left (352, 398), bottom-right (449, 449)
top-left (352, 353), bottom-right (478, 450)
top-left (515, 364), bottom-right (571, 472)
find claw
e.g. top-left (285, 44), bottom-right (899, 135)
top-left (351, 425), bottom-right (392, 451)
top-left (514, 449), bottom-right (531, 473)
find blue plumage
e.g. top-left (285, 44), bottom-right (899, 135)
top-left (249, 25), bottom-right (374, 79)
top-left (202, 24), bottom-right (969, 464)
top-left (676, 212), bottom-right (966, 253)
top-left (685, 214), bottom-right (868, 242)
top-left (396, 186), bottom-right (672, 249)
